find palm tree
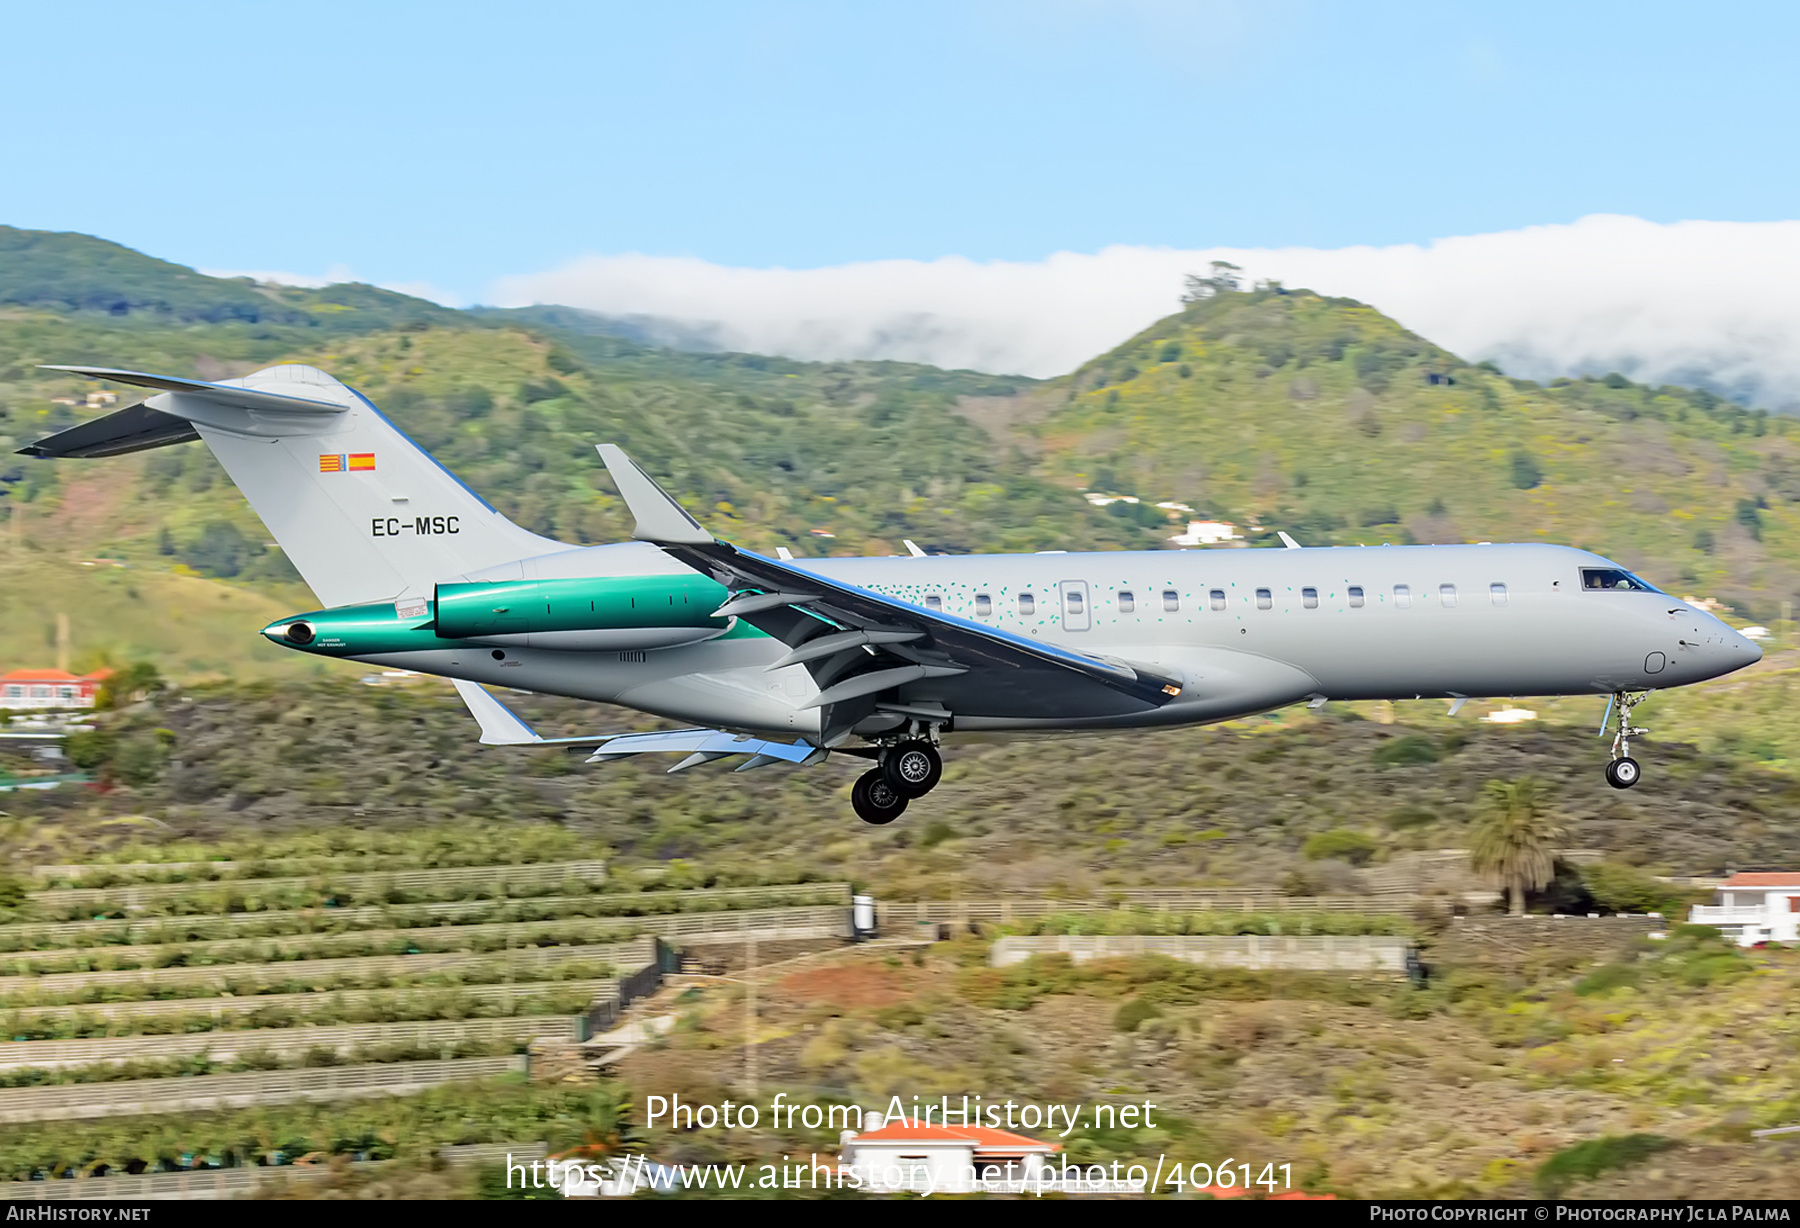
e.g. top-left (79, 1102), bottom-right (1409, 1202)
top-left (1469, 777), bottom-right (1565, 915)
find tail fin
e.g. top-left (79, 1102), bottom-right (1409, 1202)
top-left (26, 363), bottom-right (564, 607)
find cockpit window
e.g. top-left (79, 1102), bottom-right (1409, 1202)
top-left (1580, 568), bottom-right (1665, 594)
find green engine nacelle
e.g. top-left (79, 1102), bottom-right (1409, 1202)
top-left (264, 574), bottom-right (752, 658)
top-left (433, 575), bottom-right (733, 649)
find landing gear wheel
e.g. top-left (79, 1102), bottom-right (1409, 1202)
top-left (1605, 757), bottom-right (1642, 789)
top-left (852, 769), bottom-right (909, 825)
top-left (882, 740), bottom-right (943, 798)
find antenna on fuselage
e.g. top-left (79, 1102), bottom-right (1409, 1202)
top-left (903, 539), bottom-right (927, 558)
top-left (776, 546), bottom-right (794, 561)
top-left (1277, 531), bottom-right (1302, 549)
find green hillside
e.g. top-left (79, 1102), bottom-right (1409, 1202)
top-left (0, 227), bottom-right (461, 331)
top-left (1027, 285), bottom-right (1795, 620)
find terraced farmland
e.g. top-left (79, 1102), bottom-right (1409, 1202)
top-left (0, 844), bottom-right (857, 1189)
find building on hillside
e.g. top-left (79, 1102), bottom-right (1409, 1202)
top-left (1170, 520), bottom-right (1240, 546)
top-left (839, 1120), bottom-right (1064, 1193)
top-left (0, 669), bottom-right (111, 711)
top-left (1689, 872), bottom-right (1800, 946)
top-left (555, 1155), bottom-right (678, 1197)
top-left (1482, 707), bottom-right (1538, 724)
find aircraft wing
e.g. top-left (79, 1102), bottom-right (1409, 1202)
top-left (595, 445), bottom-right (1185, 744)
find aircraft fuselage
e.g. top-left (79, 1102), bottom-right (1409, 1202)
top-left (292, 540), bottom-right (1760, 739)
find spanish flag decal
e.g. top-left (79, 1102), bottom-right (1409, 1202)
top-left (318, 454), bottom-right (344, 473)
top-left (348, 453), bottom-right (376, 471)
top-left (318, 454), bottom-right (376, 473)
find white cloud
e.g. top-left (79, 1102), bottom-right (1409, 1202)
top-left (199, 265), bottom-right (465, 308)
top-left (489, 215), bottom-right (1800, 406)
top-left (200, 263), bottom-right (356, 290)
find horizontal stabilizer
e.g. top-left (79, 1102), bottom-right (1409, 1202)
top-left (582, 728), bottom-right (825, 770)
top-left (17, 401), bottom-right (200, 459)
top-left (39, 366), bottom-right (348, 417)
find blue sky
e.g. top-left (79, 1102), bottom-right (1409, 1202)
top-left (7, 0), bottom-right (1800, 301)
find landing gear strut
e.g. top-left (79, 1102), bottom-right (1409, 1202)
top-left (1602, 690), bottom-right (1651, 790)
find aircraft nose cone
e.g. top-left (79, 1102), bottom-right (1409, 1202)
top-left (1736, 629), bottom-right (1765, 665)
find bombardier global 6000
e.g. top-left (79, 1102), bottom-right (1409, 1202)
top-left (23, 363), bottom-right (1762, 824)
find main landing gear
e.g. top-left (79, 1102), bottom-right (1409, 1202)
top-left (1602, 690), bottom-right (1652, 790)
top-left (851, 771), bottom-right (908, 825)
top-left (850, 733), bottom-right (945, 825)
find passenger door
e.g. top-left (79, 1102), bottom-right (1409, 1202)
top-left (1059, 580), bottom-right (1091, 632)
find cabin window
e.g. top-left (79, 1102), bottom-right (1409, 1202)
top-left (924, 594), bottom-right (942, 612)
top-left (1118, 590), bottom-right (1135, 614)
top-left (1018, 592), bottom-right (1036, 616)
top-left (1490, 583), bottom-right (1507, 607)
top-left (1440, 584), bottom-right (1457, 608)
top-left (975, 593), bottom-right (992, 617)
top-left (1394, 584), bottom-right (1412, 608)
top-left (1065, 590), bottom-right (1084, 614)
top-left (1348, 586), bottom-right (1364, 608)
top-left (1302, 587), bottom-right (1318, 609)
top-left (1162, 590), bottom-right (1180, 612)
top-left (1255, 588), bottom-right (1272, 610)
top-left (1209, 589), bottom-right (1226, 611)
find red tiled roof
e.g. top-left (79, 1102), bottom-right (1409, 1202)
top-left (851, 1121), bottom-right (1058, 1152)
top-left (0, 670), bottom-right (110, 683)
top-left (1722, 873), bottom-right (1800, 888)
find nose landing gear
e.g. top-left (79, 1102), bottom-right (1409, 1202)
top-left (1601, 690), bottom-right (1652, 789)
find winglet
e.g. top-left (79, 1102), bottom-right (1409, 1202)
top-left (453, 679), bottom-right (543, 745)
top-left (595, 444), bottom-right (715, 545)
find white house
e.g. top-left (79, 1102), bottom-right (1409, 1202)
top-left (1689, 872), bottom-right (1800, 946)
top-left (1481, 707), bottom-right (1538, 724)
top-left (839, 1120), bottom-right (1059, 1194)
top-left (1170, 520), bottom-right (1240, 546)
